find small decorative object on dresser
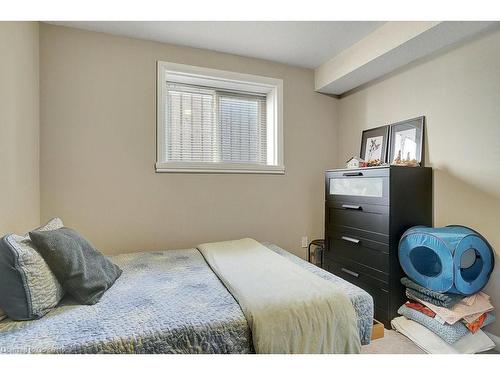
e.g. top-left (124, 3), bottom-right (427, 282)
top-left (388, 116), bottom-right (425, 166)
top-left (323, 165), bottom-right (433, 326)
top-left (360, 125), bottom-right (390, 166)
top-left (346, 156), bottom-right (365, 169)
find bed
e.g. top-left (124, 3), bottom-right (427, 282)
top-left (0, 243), bottom-right (373, 354)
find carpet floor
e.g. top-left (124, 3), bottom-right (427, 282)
top-left (361, 329), bottom-right (425, 354)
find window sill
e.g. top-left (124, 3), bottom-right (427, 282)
top-left (155, 163), bottom-right (285, 175)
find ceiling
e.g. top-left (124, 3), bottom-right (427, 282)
top-left (47, 21), bottom-right (384, 69)
top-left (47, 21), bottom-right (497, 94)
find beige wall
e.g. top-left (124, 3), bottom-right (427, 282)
top-left (338, 28), bottom-right (500, 335)
top-left (39, 24), bottom-right (339, 258)
top-left (0, 22), bottom-right (40, 234)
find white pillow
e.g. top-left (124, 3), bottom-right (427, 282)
top-left (0, 217), bottom-right (65, 320)
top-left (29, 217), bottom-right (64, 235)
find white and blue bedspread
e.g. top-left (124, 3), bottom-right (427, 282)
top-left (0, 243), bottom-right (373, 353)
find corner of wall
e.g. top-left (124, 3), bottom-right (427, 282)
top-left (0, 21), bottom-right (41, 234)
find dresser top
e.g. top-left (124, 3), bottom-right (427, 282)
top-left (325, 165), bottom-right (430, 172)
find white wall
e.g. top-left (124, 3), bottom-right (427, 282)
top-left (0, 22), bottom-right (40, 234)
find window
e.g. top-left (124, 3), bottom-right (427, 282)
top-left (156, 62), bottom-right (284, 173)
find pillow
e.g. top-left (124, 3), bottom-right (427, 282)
top-left (29, 227), bottom-right (122, 305)
top-left (0, 218), bottom-right (65, 320)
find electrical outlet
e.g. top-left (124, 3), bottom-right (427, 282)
top-left (301, 236), bottom-right (309, 248)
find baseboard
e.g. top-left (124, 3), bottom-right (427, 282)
top-left (485, 331), bottom-right (500, 352)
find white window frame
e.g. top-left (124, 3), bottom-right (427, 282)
top-left (156, 61), bottom-right (284, 174)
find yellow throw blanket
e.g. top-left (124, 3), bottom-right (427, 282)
top-left (197, 238), bottom-right (361, 354)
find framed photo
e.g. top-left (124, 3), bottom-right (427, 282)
top-left (388, 116), bottom-right (425, 166)
top-left (360, 125), bottom-right (389, 165)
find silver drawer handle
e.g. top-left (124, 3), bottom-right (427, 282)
top-left (342, 204), bottom-right (362, 210)
top-left (341, 268), bottom-right (359, 278)
top-left (341, 236), bottom-right (360, 244)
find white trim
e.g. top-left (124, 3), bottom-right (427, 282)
top-left (156, 61), bottom-right (167, 166)
top-left (159, 61), bottom-right (281, 93)
top-left (156, 61), bottom-right (284, 174)
top-left (155, 161), bottom-right (284, 174)
top-left (275, 82), bottom-right (284, 169)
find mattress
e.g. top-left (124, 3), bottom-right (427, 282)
top-left (0, 243), bottom-right (373, 354)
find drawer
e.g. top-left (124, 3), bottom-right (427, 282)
top-left (328, 225), bottom-right (389, 245)
top-left (324, 259), bottom-right (389, 312)
top-left (330, 225), bottom-right (389, 254)
top-left (325, 232), bottom-right (389, 273)
top-left (324, 248), bottom-right (388, 284)
top-left (326, 167), bottom-right (390, 180)
top-left (326, 201), bottom-right (389, 236)
top-left (324, 255), bottom-right (388, 285)
top-left (326, 168), bottom-right (389, 206)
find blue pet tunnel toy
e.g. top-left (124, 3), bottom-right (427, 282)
top-left (399, 225), bottom-right (494, 295)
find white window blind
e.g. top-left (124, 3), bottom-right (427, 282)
top-left (166, 84), bottom-right (216, 163)
top-left (166, 84), bottom-right (267, 165)
top-left (157, 61), bottom-right (284, 174)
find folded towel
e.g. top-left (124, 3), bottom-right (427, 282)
top-left (405, 288), bottom-right (461, 309)
top-left (397, 304), bottom-right (495, 344)
top-left (463, 313), bottom-right (488, 333)
top-left (410, 291), bottom-right (494, 325)
top-left (404, 301), bottom-right (436, 318)
top-left (391, 316), bottom-right (495, 354)
top-left (398, 304), bottom-right (469, 343)
top-left (402, 277), bottom-right (463, 307)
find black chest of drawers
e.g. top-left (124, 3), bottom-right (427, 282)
top-left (323, 166), bottom-right (432, 327)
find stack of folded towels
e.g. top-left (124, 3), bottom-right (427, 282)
top-left (391, 277), bottom-right (496, 354)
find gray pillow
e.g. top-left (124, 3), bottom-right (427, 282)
top-left (0, 218), bottom-right (65, 320)
top-left (29, 227), bottom-right (122, 305)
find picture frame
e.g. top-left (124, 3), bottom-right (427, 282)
top-left (388, 116), bottom-right (425, 166)
top-left (360, 125), bottom-right (390, 165)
